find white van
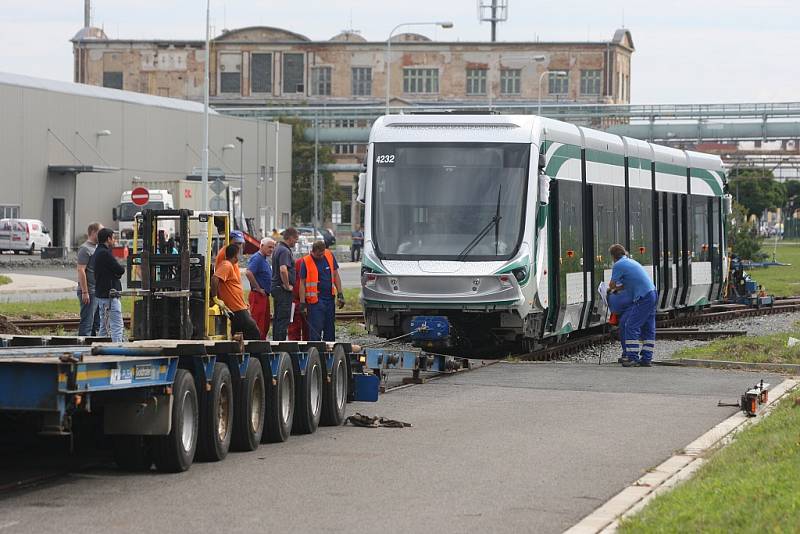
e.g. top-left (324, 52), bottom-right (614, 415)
top-left (0, 219), bottom-right (52, 255)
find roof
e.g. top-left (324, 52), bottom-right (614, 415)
top-left (0, 72), bottom-right (217, 115)
top-left (612, 29), bottom-right (634, 50)
top-left (71, 26), bottom-right (108, 42)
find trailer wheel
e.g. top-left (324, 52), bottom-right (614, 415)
top-left (293, 347), bottom-right (322, 435)
top-left (196, 363), bottom-right (233, 462)
top-left (263, 352), bottom-right (294, 443)
top-left (152, 369), bottom-right (198, 473)
top-left (321, 345), bottom-right (348, 426)
top-left (112, 435), bottom-right (152, 472)
top-left (231, 358), bottom-right (265, 451)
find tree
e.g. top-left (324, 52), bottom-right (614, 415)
top-left (727, 201), bottom-right (763, 260)
top-left (728, 170), bottom-right (785, 219)
top-left (281, 117), bottom-right (349, 225)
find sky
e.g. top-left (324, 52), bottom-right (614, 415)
top-left (1, 0), bottom-right (798, 104)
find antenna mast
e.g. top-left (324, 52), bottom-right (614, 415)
top-left (478, 0), bottom-right (509, 42)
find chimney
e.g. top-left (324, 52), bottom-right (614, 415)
top-left (84, 0), bottom-right (91, 27)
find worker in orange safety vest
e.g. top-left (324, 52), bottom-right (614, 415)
top-left (298, 240), bottom-right (345, 341)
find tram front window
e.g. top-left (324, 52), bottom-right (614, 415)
top-left (372, 143), bottom-right (529, 261)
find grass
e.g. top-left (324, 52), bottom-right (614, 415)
top-left (674, 322), bottom-right (800, 364)
top-left (0, 275), bottom-right (11, 286)
top-left (748, 241), bottom-right (800, 297)
top-left (0, 298), bottom-right (134, 319)
top-left (618, 389), bottom-right (800, 532)
top-left (0, 290), bottom-right (361, 320)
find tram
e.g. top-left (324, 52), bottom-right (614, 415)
top-left (358, 114), bottom-right (729, 351)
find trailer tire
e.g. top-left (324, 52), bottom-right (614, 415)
top-left (196, 363), bottom-right (233, 462)
top-left (293, 347), bottom-right (322, 435)
top-left (112, 435), bottom-right (152, 472)
top-left (152, 369), bottom-right (198, 473)
top-left (231, 358), bottom-right (265, 451)
top-left (321, 345), bottom-right (348, 426)
top-left (263, 352), bottom-right (294, 443)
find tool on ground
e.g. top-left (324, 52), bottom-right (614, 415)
top-left (717, 379), bottom-right (770, 416)
top-left (345, 413), bottom-right (412, 428)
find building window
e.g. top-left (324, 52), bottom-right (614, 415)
top-left (352, 67), bottom-right (372, 96)
top-left (548, 71), bottom-right (569, 95)
top-left (103, 71), bottom-right (123, 89)
top-left (283, 53), bottom-right (305, 94)
top-left (251, 53), bottom-right (273, 93)
top-left (580, 70), bottom-right (601, 95)
top-left (333, 144), bottom-right (358, 155)
top-left (311, 66), bottom-right (332, 96)
top-left (500, 69), bottom-right (521, 95)
top-left (403, 68), bottom-right (439, 94)
top-left (466, 68), bottom-right (487, 95)
top-left (0, 205), bottom-right (19, 218)
top-left (219, 53), bottom-right (241, 94)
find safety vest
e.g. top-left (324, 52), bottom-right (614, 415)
top-left (302, 250), bottom-right (337, 304)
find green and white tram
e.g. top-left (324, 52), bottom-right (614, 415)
top-left (359, 114), bottom-right (729, 351)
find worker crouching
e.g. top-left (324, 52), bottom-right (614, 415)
top-left (212, 243), bottom-right (261, 340)
top-left (299, 240), bottom-right (345, 341)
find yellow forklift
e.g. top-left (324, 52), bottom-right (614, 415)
top-left (126, 208), bottom-right (231, 340)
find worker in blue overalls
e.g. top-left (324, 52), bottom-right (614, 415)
top-left (607, 285), bottom-right (633, 362)
top-left (608, 244), bottom-right (657, 367)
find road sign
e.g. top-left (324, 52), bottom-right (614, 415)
top-left (131, 187), bottom-right (150, 207)
top-left (210, 178), bottom-right (227, 195)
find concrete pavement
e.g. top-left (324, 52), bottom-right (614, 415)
top-left (0, 362), bottom-right (780, 533)
top-left (0, 273), bottom-right (76, 303)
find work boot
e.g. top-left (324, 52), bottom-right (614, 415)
top-left (639, 360), bottom-right (652, 367)
top-left (620, 357), bottom-right (639, 367)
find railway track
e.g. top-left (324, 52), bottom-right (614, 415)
top-left (517, 298), bottom-right (800, 361)
top-left (8, 311), bottom-right (365, 331)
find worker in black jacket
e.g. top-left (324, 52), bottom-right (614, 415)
top-left (93, 227), bottom-right (125, 341)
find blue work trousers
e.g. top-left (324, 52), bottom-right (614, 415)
top-left (307, 298), bottom-right (336, 341)
top-left (97, 296), bottom-right (125, 342)
top-left (621, 290), bottom-right (657, 363)
top-left (77, 290), bottom-right (100, 336)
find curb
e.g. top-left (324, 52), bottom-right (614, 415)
top-left (564, 378), bottom-right (798, 534)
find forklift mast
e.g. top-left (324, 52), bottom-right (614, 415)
top-left (127, 209), bottom-right (230, 341)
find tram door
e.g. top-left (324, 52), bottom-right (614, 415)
top-left (658, 192), bottom-right (674, 310)
top-left (675, 194), bottom-right (690, 307)
top-left (546, 179), bottom-right (587, 334)
top-left (710, 198), bottom-right (723, 301)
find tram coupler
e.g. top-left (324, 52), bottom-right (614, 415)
top-left (409, 316), bottom-right (451, 349)
top-left (741, 380), bottom-right (770, 417)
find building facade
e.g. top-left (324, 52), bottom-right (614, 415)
top-left (72, 26), bottom-right (634, 107)
top-left (0, 73), bottom-right (292, 247)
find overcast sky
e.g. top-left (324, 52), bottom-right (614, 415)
top-left (1, 0), bottom-right (798, 103)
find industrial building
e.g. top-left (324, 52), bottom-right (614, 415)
top-left (0, 72), bottom-right (292, 248)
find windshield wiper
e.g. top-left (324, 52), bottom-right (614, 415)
top-left (457, 186), bottom-right (502, 260)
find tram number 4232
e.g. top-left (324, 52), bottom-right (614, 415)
top-left (375, 154), bottom-right (395, 165)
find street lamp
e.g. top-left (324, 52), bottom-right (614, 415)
top-left (538, 69), bottom-right (567, 117)
top-left (236, 136), bottom-right (244, 229)
top-left (385, 21), bottom-right (454, 113)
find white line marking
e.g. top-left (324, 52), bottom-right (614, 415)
top-left (0, 521), bottom-right (20, 531)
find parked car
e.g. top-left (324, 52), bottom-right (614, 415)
top-left (0, 219), bottom-right (52, 255)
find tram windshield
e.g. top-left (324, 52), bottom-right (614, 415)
top-left (371, 142), bottom-right (529, 261)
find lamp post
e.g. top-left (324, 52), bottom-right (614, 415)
top-left (538, 70), bottom-right (567, 117)
top-left (385, 21), bottom-right (453, 113)
top-left (201, 0), bottom-right (211, 211)
top-left (236, 136), bottom-right (244, 228)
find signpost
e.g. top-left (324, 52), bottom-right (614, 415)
top-left (131, 187), bottom-right (150, 207)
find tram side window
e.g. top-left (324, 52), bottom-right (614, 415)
top-left (691, 195), bottom-right (709, 261)
top-left (559, 181), bottom-right (583, 272)
top-left (592, 184), bottom-right (619, 272)
top-left (630, 188), bottom-right (654, 267)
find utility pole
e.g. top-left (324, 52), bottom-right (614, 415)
top-left (201, 0), bottom-right (210, 211)
top-left (313, 114), bottom-right (319, 231)
top-left (490, 0), bottom-right (497, 42)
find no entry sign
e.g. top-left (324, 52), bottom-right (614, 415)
top-left (131, 187), bottom-right (150, 206)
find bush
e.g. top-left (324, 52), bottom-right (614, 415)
top-left (727, 202), bottom-right (763, 260)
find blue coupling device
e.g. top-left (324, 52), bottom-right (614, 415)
top-left (409, 316), bottom-right (450, 341)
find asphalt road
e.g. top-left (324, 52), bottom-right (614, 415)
top-left (0, 363), bottom-right (780, 533)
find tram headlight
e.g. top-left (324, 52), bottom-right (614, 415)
top-left (512, 267), bottom-right (527, 283)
